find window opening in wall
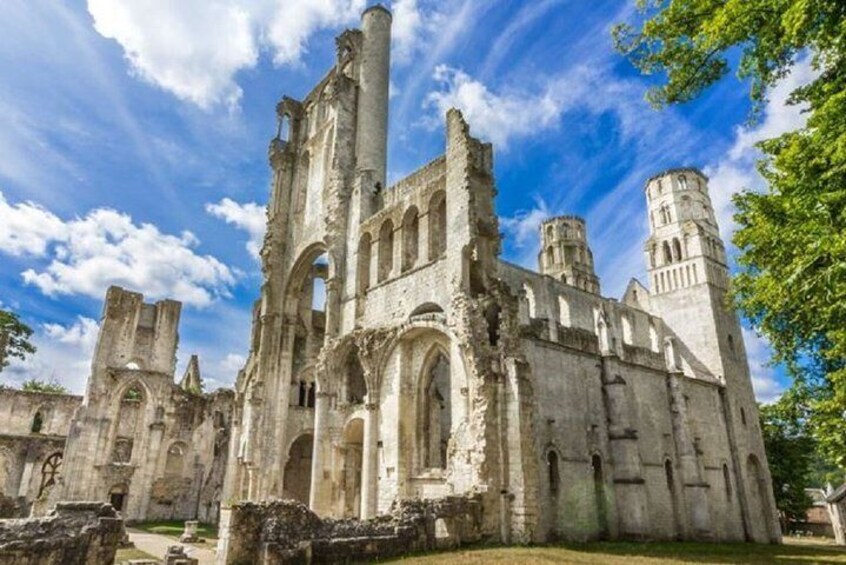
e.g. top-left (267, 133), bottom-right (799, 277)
top-left (678, 174), bottom-right (688, 190)
top-left (523, 283), bottom-right (536, 319)
top-left (38, 452), bottom-right (62, 497)
top-left (622, 315), bottom-right (633, 345)
top-left (428, 191), bottom-right (447, 260)
top-left (484, 303), bottom-right (501, 346)
top-left (277, 113), bottom-right (290, 141)
top-left (558, 296), bottom-right (571, 327)
top-left (346, 350), bottom-right (367, 405)
top-left (663, 242), bottom-right (673, 264)
top-left (357, 233), bottom-right (372, 294)
top-left (592, 454), bottom-right (608, 539)
top-left (31, 411), bottom-right (43, 434)
top-left (740, 407), bottom-right (747, 426)
top-left (378, 219), bottom-right (394, 282)
top-left (402, 207), bottom-right (420, 272)
top-left (673, 238), bottom-right (682, 261)
top-left (547, 450), bottom-right (560, 495)
top-left (165, 443), bottom-right (185, 477)
top-left (420, 350), bottom-right (451, 470)
top-left (723, 463), bottom-right (732, 499)
top-left (728, 334), bottom-right (736, 358)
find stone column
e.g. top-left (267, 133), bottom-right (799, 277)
top-left (360, 402), bottom-right (379, 519)
top-left (309, 391), bottom-right (332, 514)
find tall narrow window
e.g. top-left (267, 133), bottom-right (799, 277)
top-left (378, 219), bottom-right (394, 282)
top-left (165, 443), bottom-right (185, 477)
top-left (548, 451), bottom-right (560, 495)
top-left (401, 207), bottom-right (419, 272)
top-left (673, 238), bottom-right (682, 261)
top-left (357, 233), bottom-right (372, 293)
top-left (621, 315), bottom-right (633, 345)
top-left (663, 241), bottom-right (673, 264)
top-left (649, 320), bottom-right (659, 352)
top-left (678, 175), bottom-right (688, 190)
top-left (420, 351), bottom-right (451, 470)
top-left (723, 463), bottom-right (732, 500)
top-left (558, 296), bottom-right (571, 327)
top-left (592, 454), bottom-right (608, 539)
top-left (523, 283), bottom-right (536, 319)
top-left (428, 191), bottom-right (447, 260)
top-left (31, 411), bottom-right (43, 434)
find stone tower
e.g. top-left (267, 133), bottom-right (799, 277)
top-left (538, 215), bottom-right (599, 293)
top-left (644, 168), bottom-right (780, 543)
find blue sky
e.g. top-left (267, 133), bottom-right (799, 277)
top-left (0, 0), bottom-right (809, 400)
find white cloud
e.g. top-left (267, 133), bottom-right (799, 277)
top-left (0, 191), bottom-right (235, 307)
top-left (743, 327), bottom-right (784, 404)
top-left (220, 353), bottom-right (247, 374)
top-left (704, 58), bottom-right (815, 242)
top-left (425, 65), bottom-right (565, 148)
top-left (390, 0), bottom-right (423, 63)
top-left (205, 198), bottom-right (267, 259)
top-left (0, 192), bottom-right (68, 256)
top-left (3, 317), bottom-right (100, 393)
top-left (86, 0), bottom-right (365, 109)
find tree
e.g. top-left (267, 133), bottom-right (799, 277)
top-left (21, 378), bottom-right (69, 395)
top-left (0, 310), bottom-right (36, 371)
top-left (759, 393), bottom-right (814, 530)
top-left (614, 0), bottom-right (846, 464)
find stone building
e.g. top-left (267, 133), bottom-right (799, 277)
top-left (0, 388), bottom-right (81, 517)
top-left (220, 4), bottom-right (780, 550)
top-left (53, 286), bottom-right (234, 523)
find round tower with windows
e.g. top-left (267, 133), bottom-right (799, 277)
top-left (538, 215), bottom-right (600, 294)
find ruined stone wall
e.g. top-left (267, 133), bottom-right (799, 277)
top-left (0, 502), bottom-right (124, 565)
top-left (217, 496), bottom-right (483, 564)
top-left (0, 389), bottom-right (81, 436)
top-left (59, 286), bottom-right (234, 523)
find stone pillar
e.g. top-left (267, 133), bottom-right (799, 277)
top-left (324, 278), bottom-right (341, 338)
top-left (309, 391), bottom-right (332, 514)
top-left (360, 402), bottom-right (379, 519)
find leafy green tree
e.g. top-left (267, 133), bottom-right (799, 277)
top-left (614, 0), bottom-right (846, 464)
top-left (0, 310), bottom-right (36, 371)
top-left (760, 393), bottom-right (815, 529)
top-left (21, 378), bottom-right (69, 395)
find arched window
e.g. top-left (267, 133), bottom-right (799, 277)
top-left (165, 443), bottom-right (185, 477)
top-left (657, 179), bottom-right (664, 194)
top-left (38, 453), bottom-right (61, 497)
top-left (277, 113), bottom-right (290, 142)
top-left (401, 207), bottom-right (419, 272)
top-left (663, 241), bottom-right (673, 264)
top-left (547, 450), bottom-right (560, 495)
top-left (420, 350), bottom-right (451, 470)
top-left (31, 411), bottom-right (43, 434)
top-left (378, 219), bottom-right (394, 282)
top-left (673, 238), bottom-right (682, 261)
top-left (678, 174), bottom-right (688, 190)
top-left (428, 191), bottom-right (447, 260)
top-left (546, 246), bottom-right (555, 268)
top-left (357, 233), bottom-right (372, 293)
top-left (523, 283), bottom-right (536, 319)
top-left (649, 244), bottom-right (657, 268)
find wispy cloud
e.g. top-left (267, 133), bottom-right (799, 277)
top-left (0, 191), bottom-right (235, 307)
top-left (205, 198), bottom-right (267, 260)
top-left (87, 0), bottom-right (366, 109)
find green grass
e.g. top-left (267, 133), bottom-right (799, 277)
top-left (115, 546), bottom-right (160, 563)
top-left (131, 520), bottom-right (218, 542)
top-left (385, 538), bottom-right (846, 564)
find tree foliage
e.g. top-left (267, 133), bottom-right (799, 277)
top-left (615, 0), bottom-right (846, 464)
top-left (21, 378), bottom-right (69, 395)
top-left (759, 393), bottom-right (814, 526)
top-left (0, 309), bottom-right (36, 371)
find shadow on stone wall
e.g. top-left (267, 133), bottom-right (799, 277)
top-left (0, 502), bottom-right (124, 565)
top-left (218, 495), bottom-right (484, 564)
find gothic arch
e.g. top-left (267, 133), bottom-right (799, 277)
top-left (416, 343), bottom-right (452, 471)
top-left (401, 206), bottom-right (420, 272)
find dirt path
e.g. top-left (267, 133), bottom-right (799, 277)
top-left (127, 528), bottom-right (217, 565)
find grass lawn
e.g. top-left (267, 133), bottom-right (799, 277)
top-left (115, 546), bottom-right (160, 563)
top-left (131, 519), bottom-right (218, 542)
top-left (386, 538), bottom-right (846, 564)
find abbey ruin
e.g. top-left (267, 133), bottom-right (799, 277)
top-left (0, 4), bottom-right (781, 560)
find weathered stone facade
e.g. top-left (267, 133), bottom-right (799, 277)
top-left (0, 388), bottom-right (81, 517)
top-left (53, 286), bottom-right (234, 523)
top-left (219, 5), bottom-right (781, 559)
